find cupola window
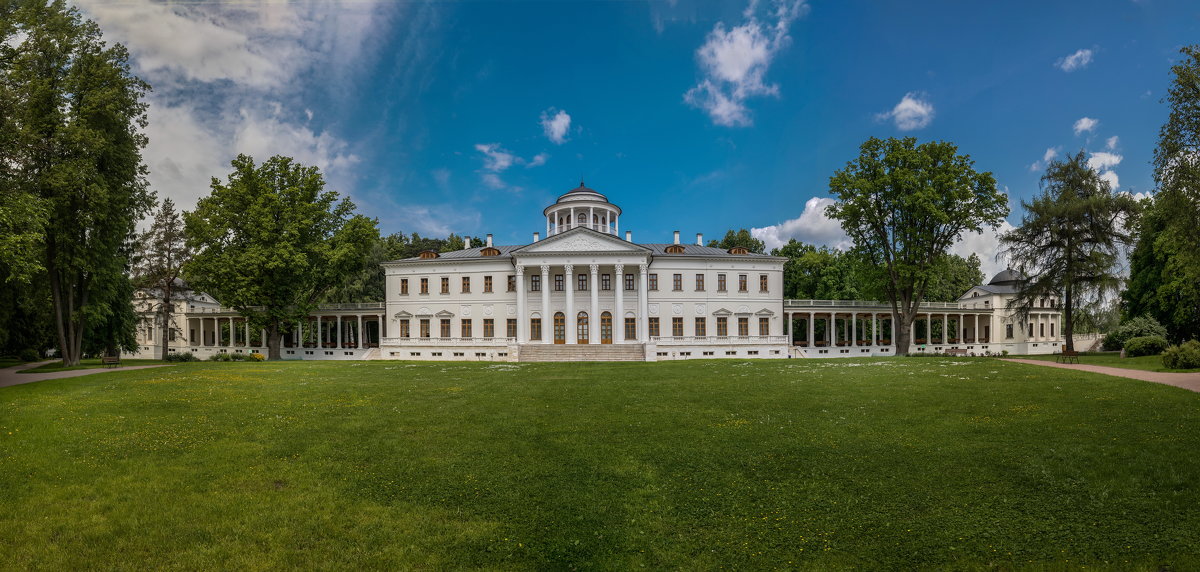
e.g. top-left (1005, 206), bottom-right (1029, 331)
top-left (480, 247), bottom-right (500, 256)
top-left (418, 250), bottom-right (439, 259)
top-left (665, 244), bottom-right (686, 254)
top-left (728, 246), bottom-right (750, 255)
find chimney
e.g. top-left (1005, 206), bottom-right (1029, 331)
top-left (696, 233), bottom-right (703, 246)
top-left (625, 230), bottom-right (632, 242)
top-left (465, 237), bottom-right (472, 248)
top-left (673, 230), bottom-right (680, 245)
top-left (533, 232), bottom-right (540, 242)
top-left (486, 234), bottom-right (493, 247)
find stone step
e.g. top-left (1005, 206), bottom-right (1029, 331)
top-left (518, 344), bottom-right (646, 362)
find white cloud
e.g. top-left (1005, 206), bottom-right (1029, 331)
top-left (951, 221), bottom-right (1016, 279)
top-left (1029, 146), bottom-right (1060, 171)
top-left (540, 109), bottom-right (572, 144)
top-left (1106, 135), bottom-right (1119, 150)
top-left (1073, 117), bottom-right (1099, 135)
top-left (475, 143), bottom-right (516, 172)
top-left (1088, 151), bottom-right (1123, 190)
top-left (526, 153), bottom-right (549, 168)
top-left (876, 92), bottom-right (935, 131)
top-left (480, 173), bottom-right (506, 190)
top-left (1098, 170), bottom-right (1120, 190)
top-left (751, 197), bottom-right (851, 251)
top-left (1056, 48), bottom-right (1094, 72)
top-left (684, 0), bottom-right (808, 127)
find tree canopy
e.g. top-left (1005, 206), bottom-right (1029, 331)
top-left (707, 229), bottom-right (766, 254)
top-left (131, 198), bottom-right (192, 358)
top-left (185, 155), bottom-right (379, 360)
top-left (826, 137), bottom-right (1007, 355)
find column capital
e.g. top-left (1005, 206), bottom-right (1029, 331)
top-left (540, 264), bottom-right (550, 274)
top-left (515, 265), bottom-right (525, 276)
top-left (614, 263), bottom-right (624, 274)
top-left (564, 264), bottom-right (574, 274)
top-left (589, 264), bottom-right (599, 274)
top-left (639, 263), bottom-right (648, 274)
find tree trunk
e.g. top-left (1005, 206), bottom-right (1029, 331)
top-left (893, 309), bottom-right (914, 356)
top-left (1064, 286), bottom-right (1074, 352)
top-left (266, 322), bottom-right (282, 361)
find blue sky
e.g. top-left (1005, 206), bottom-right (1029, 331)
top-left (76, 0), bottom-right (1200, 275)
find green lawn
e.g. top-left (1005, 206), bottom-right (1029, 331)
top-left (16, 358), bottom-right (170, 374)
top-left (1016, 352), bottom-right (1200, 373)
top-left (2, 358), bottom-right (1198, 570)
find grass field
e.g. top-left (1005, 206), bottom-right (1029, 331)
top-left (1016, 352), bottom-right (1200, 373)
top-left (13, 358), bottom-right (171, 374)
top-left (2, 358), bottom-right (1199, 569)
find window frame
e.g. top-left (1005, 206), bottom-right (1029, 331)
top-left (400, 278), bottom-right (409, 295)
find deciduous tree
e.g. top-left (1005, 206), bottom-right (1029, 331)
top-left (185, 155), bottom-right (379, 360)
top-left (826, 137), bottom-right (1007, 356)
top-left (708, 229), bottom-right (766, 254)
top-left (131, 198), bottom-right (192, 358)
top-left (1000, 151), bottom-right (1139, 352)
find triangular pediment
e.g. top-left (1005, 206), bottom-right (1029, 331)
top-left (513, 227), bottom-right (650, 255)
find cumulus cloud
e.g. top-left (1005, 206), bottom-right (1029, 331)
top-left (1106, 135), bottom-right (1119, 150)
top-left (951, 221), bottom-right (1016, 279)
top-left (876, 92), bottom-right (935, 131)
top-left (1029, 147), bottom-right (1060, 172)
top-left (1073, 117), bottom-right (1099, 135)
top-left (475, 143), bottom-right (517, 172)
top-left (1056, 48), bottom-right (1094, 72)
top-left (684, 0), bottom-right (808, 127)
top-left (751, 197), bottom-right (851, 251)
top-left (1088, 151), bottom-right (1123, 190)
top-left (540, 109), bottom-right (572, 144)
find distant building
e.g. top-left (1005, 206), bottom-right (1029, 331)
top-left (125, 184), bottom-right (1062, 361)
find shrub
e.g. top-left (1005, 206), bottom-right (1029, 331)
top-left (208, 353), bottom-right (232, 362)
top-left (163, 352), bottom-right (198, 362)
top-left (1163, 340), bottom-right (1200, 370)
top-left (1124, 335), bottom-right (1169, 357)
top-left (247, 353), bottom-right (265, 362)
top-left (229, 353), bottom-right (247, 361)
top-left (1103, 316), bottom-right (1168, 351)
top-left (18, 348), bottom-right (40, 362)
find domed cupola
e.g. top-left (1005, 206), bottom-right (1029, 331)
top-left (543, 181), bottom-right (622, 236)
top-left (988, 268), bottom-right (1026, 286)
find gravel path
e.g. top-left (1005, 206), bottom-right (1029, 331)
top-left (1002, 358), bottom-right (1200, 393)
top-left (0, 361), bottom-right (170, 389)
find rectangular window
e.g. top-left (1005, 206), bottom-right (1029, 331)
top-left (400, 278), bottom-right (409, 295)
top-left (672, 317), bottom-right (684, 337)
top-left (440, 319), bottom-right (451, 338)
top-left (400, 320), bottom-right (410, 338)
top-left (738, 317), bottom-right (749, 336)
top-left (420, 319), bottom-right (430, 338)
top-left (1006, 324), bottom-right (1014, 339)
top-left (759, 317), bottom-right (770, 336)
top-left (695, 274), bottom-right (705, 291)
top-left (717, 317), bottom-right (728, 336)
top-left (440, 277), bottom-right (449, 294)
top-left (625, 273), bottom-right (635, 291)
top-left (554, 274), bottom-right (564, 291)
top-left (695, 317), bottom-right (706, 337)
top-left (483, 318), bottom-right (495, 338)
top-left (1051, 323), bottom-right (1055, 337)
top-left (601, 274), bottom-right (611, 291)
top-left (578, 273), bottom-right (588, 291)
top-left (672, 273), bottom-right (682, 291)
top-left (625, 317), bottom-right (637, 340)
top-left (420, 278), bottom-right (429, 294)
top-left (718, 274), bottom-right (727, 292)
top-left (531, 275), bottom-right (541, 292)
top-left (1029, 323), bottom-right (1034, 337)
top-left (738, 274), bottom-right (748, 292)
top-left (529, 318), bottom-right (540, 340)
top-left (760, 274), bottom-right (769, 292)
top-left (1040, 323), bottom-right (1045, 337)
top-left (461, 319), bottom-right (472, 338)
top-left (462, 276), bottom-right (471, 293)
top-left (484, 276), bottom-right (493, 293)
top-left (507, 275), bottom-right (516, 292)
top-left (648, 317), bottom-right (660, 337)
top-left (649, 274), bottom-right (658, 291)
top-left (508, 318), bottom-right (518, 338)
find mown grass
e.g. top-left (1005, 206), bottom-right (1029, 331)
top-left (2, 358), bottom-right (1198, 570)
top-left (1017, 352), bottom-right (1200, 373)
top-left (16, 358), bottom-right (170, 374)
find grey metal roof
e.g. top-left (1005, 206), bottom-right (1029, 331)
top-left (641, 244), bottom-right (778, 258)
top-left (968, 283), bottom-right (1019, 295)
top-left (386, 241), bottom-right (782, 263)
top-left (386, 245), bottom-right (524, 263)
top-left (988, 268), bottom-right (1026, 285)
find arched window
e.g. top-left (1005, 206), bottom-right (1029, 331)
top-left (553, 312), bottom-right (566, 344)
top-left (577, 311), bottom-right (589, 344)
top-left (601, 311), bottom-right (612, 344)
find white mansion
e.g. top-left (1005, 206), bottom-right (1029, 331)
top-left (127, 183), bottom-right (1064, 361)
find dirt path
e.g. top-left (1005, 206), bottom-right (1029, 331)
top-left (0, 361), bottom-right (170, 389)
top-left (1002, 358), bottom-right (1200, 393)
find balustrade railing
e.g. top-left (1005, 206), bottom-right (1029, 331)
top-left (651, 335), bottom-right (789, 345)
top-left (381, 337), bottom-right (516, 346)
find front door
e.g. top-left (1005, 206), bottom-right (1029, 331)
top-left (601, 312), bottom-right (612, 344)
top-left (554, 312), bottom-right (566, 344)
top-left (577, 312), bottom-right (589, 344)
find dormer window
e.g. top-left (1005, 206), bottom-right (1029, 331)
top-left (665, 244), bottom-right (685, 254)
top-left (480, 247), bottom-right (500, 257)
top-left (418, 250), bottom-right (439, 259)
top-left (728, 246), bottom-right (749, 255)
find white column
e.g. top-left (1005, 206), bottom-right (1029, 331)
top-left (199, 317), bottom-right (206, 347)
top-left (615, 264), bottom-right (625, 343)
top-left (589, 206), bottom-right (595, 231)
top-left (850, 313), bottom-right (856, 346)
top-left (890, 316), bottom-right (896, 346)
top-left (872, 313), bottom-right (878, 345)
top-left (337, 315), bottom-right (343, 348)
top-left (516, 265), bottom-right (527, 343)
top-left (541, 265), bottom-right (550, 343)
top-left (357, 315), bottom-right (364, 349)
top-left (589, 264), bottom-right (600, 342)
top-left (378, 313), bottom-right (385, 340)
top-left (615, 214), bottom-right (619, 236)
top-left (565, 264), bottom-right (575, 344)
top-left (261, 329), bottom-right (266, 349)
top-left (638, 263), bottom-right (649, 343)
top-left (316, 316), bottom-right (322, 347)
top-left (244, 320), bottom-right (249, 347)
top-left (546, 215), bottom-right (551, 237)
top-left (808, 312), bottom-right (815, 346)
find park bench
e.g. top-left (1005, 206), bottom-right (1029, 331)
top-left (1057, 350), bottom-right (1079, 364)
top-left (101, 355), bottom-right (120, 368)
top-left (944, 349), bottom-right (968, 356)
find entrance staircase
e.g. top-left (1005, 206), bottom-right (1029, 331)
top-left (360, 347), bottom-right (382, 360)
top-left (518, 343), bottom-right (646, 362)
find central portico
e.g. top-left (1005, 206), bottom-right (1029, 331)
top-left (511, 227), bottom-right (652, 345)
